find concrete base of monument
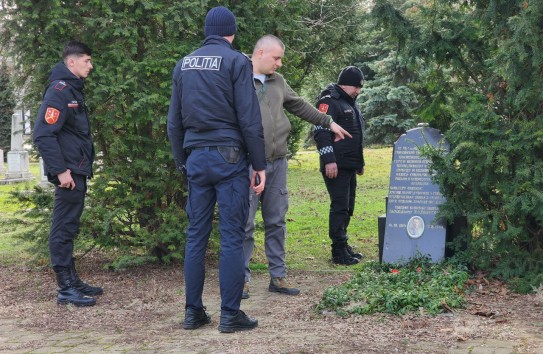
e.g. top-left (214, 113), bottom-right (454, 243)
top-left (4, 150), bottom-right (33, 184)
top-left (0, 176), bottom-right (35, 185)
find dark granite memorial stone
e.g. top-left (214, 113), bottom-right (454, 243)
top-left (382, 126), bottom-right (449, 263)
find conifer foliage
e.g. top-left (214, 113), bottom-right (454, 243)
top-left (373, 0), bottom-right (543, 292)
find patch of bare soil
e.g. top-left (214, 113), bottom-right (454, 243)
top-left (1, 254), bottom-right (542, 353)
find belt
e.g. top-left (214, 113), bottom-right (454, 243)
top-left (190, 146), bottom-right (218, 151)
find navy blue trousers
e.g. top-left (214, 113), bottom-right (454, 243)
top-left (184, 148), bottom-right (249, 315)
top-left (49, 174), bottom-right (87, 269)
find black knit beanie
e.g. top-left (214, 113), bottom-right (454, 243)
top-left (337, 66), bottom-right (364, 88)
top-left (204, 6), bottom-right (237, 37)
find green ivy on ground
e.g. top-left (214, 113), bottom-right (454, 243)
top-left (317, 257), bottom-right (469, 316)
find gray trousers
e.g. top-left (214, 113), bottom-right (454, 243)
top-left (243, 158), bottom-right (289, 282)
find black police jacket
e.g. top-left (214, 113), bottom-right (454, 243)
top-left (33, 62), bottom-right (94, 181)
top-left (167, 36), bottom-right (266, 172)
top-left (313, 84), bottom-right (365, 171)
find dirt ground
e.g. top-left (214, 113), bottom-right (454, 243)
top-left (0, 255), bottom-right (542, 353)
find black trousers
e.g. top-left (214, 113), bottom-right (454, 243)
top-left (49, 174), bottom-right (87, 269)
top-left (323, 169), bottom-right (357, 244)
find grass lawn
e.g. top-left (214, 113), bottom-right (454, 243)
top-left (250, 146), bottom-right (392, 272)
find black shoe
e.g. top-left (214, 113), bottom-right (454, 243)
top-left (346, 244), bottom-right (363, 260)
top-left (55, 269), bottom-right (96, 307)
top-left (218, 310), bottom-right (258, 333)
top-left (331, 243), bottom-right (359, 266)
top-left (57, 287), bottom-right (96, 307)
top-left (269, 277), bottom-right (300, 295)
top-left (241, 282), bottom-right (250, 300)
top-left (72, 278), bottom-right (103, 296)
top-left (70, 258), bottom-right (103, 296)
top-left (183, 307), bottom-right (211, 330)
top-left (333, 255), bottom-right (359, 266)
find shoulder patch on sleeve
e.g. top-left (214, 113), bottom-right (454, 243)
top-left (54, 81), bottom-right (67, 91)
top-left (45, 107), bottom-right (60, 124)
top-left (318, 103), bottom-right (329, 114)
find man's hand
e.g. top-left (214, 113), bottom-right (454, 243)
top-left (330, 122), bottom-right (352, 142)
top-left (251, 170), bottom-right (266, 195)
top-left (58, 169), bottom-right (75, 190)
top-left (357, 167), bottom-right (364, 176)
top-left (325, 162), bottom-right (338, 179)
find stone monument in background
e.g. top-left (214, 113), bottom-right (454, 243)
top-left (4, 110), bottom-right (33, 182)
top-left (381, 125), bottom-right (450, 264)
top-left (39, 157), bottom-right (52, 187)
top-left (0, 149), bottom-right (4, 174)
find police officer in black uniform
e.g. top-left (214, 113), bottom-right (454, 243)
top-left (33, 41), bottom-right (102, 306)
top-left (167, 6), bottom-right (266, 333)
top-left (313, 66), bottom-right (366, 266)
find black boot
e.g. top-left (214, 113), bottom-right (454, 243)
top-left (183, 307), bottom-right (211, 330)
top-left (345, 243), bottom-right (363, 260)
top-left (70, 258), bottom-right (103, 296)
top-left (218, 310), bottom-right (258, 333)
top-left (55, 268), bottom-right (96, 307)
top-left (331, 242), bottom-right (359, 266)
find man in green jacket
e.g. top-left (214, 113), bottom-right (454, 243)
top-left (242, 35), bottom-right (351, 298)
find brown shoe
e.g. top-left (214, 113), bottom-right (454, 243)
top-left (242, 282), bottom-right (250, 300)
top-left (269, 277), bottom-right (300, 295)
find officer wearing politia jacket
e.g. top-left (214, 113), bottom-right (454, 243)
top-left (314, 66), bottom-right (366, 266)
top-left (33, 41), bottom-right (102, 307)
top-left (167, 6), bottom-right (266, 333)
top-left (242, 35), bottom-right (352, 299)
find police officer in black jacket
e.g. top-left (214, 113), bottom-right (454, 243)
top-left (33, 41), bottom-right (102, 306)
top-left (167, 6), bottom-right (266, 333)
top-left (314, 66), bottom-right (366, 266)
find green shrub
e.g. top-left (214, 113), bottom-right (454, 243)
top-left (423, 104), bottom-right (543, 293)
top-left (9, 186), bottom-right (56, 262)
top-left (7, 181), bottom-right (219, 269)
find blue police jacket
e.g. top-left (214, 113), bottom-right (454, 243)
top-left (167, 35), bottom-right (266, 171)
top-left (33, 63), bottom-right (94, 181)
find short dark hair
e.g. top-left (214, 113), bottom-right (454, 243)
top-left (62, 41), bottom-right (92, 61)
